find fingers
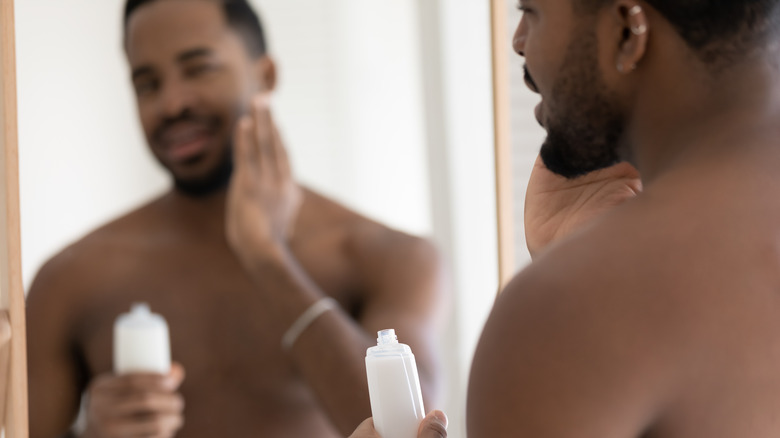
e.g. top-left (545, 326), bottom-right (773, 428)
top-left (234, 116), bottom-right (256, 169)
top-left (348, 418), bottom-right (381, 438)
top-left (86, 366), bottom-right (186, 438)
top-left (107, 413), bottom-right (184, 438)
top-left (112, 391), bottom-right (184, 417)
top-left (241, 94), bottom-right (291, 182)
top-left (418, 410), bottom-right (448, 438)
top-left (91, 366), bottom-right (183, 395)
top-left (251, 94), bottom-right (276, 164)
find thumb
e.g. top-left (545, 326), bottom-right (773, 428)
top-left (233, 116), bottom-right (255, 166)
top-left (418, 410), bottom-right (448, 438)
top-left (165, 362), bottom-right (186, 390)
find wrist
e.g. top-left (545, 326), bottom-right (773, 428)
top-left (235, 238), bottom-right (289, 269)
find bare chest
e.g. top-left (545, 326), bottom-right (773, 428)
top-left (75, 237), bottom-right (357, 432)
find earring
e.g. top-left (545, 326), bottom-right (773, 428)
top-left (617, 63), bottom-right (636, 74)
top-left (628, 5), bottom-right (642, 16)
top-left (631, 24), bottom-right (647, 35)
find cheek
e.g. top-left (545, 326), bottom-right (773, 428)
top-left (136, 100), bottom-right (158, 137)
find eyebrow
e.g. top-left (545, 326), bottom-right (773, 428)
top-left (131, 47), bottom-right (215, 81)
top-left (178, 47), bottom-right (214, 63)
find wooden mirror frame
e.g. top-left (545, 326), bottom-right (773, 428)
top-left (1, 0), bottom-right (30, 436)
top-left (491, 0), bottom-right (515, 289)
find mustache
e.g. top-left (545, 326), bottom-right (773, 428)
top-left (524, 64), bottom-right (540, 93)
top-left (153, 109), bottom-right (214, 142)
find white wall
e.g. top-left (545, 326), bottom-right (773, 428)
top-left (16, 0), bottom-right (169, 289)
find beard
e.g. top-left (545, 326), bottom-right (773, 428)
top-left (538, 30), bottom-right (626, 179)
top-left (152, 107), bottom-right (236, 197)
top-left (172, 144), bottom-right (234, 197)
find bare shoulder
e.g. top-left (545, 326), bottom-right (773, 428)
top-left (26, 195), bottom-right (169, 312)
top-left (467, 197), bottom-right (698, 436)
top-left (297, 187), bottom-right (441, 272)
top-left (296, 187), bottom-right (445, 309)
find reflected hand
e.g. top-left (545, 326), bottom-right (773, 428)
top-left (524, 155), bottom-right (642, 258)
top-left (82, 363), bottom-right (185, 438)
top-left (348, 411), bottom-right (448, 438)
top-left (226, 95), bottom-right (302, 266)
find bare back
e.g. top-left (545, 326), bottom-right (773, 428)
top-left (468, 151), bottom-right (780, 437)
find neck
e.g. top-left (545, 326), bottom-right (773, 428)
top-left (160, 186), bottom-right (229, 238)
top-left (628, 53), bottom-right (780, 184)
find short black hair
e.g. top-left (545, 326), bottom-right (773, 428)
top-left (123, 0), bottom-right (268, 58)
top-left (576, 0), bottom-right (780, 66)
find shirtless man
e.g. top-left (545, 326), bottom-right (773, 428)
top-left (353, 0), bottom-right (780, 436)
top-left (26, 1), bottom-right (446, 437)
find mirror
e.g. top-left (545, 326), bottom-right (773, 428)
top-left (15, 1), bottom-right (508, 437)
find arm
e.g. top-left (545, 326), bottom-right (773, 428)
top-left (524, 155), bottom-right (641, 258)
top-left (27, 259), bottom-right (90, 438)
top-left (27, 256), bottom-right (185, 438)
top-left (225, 96), bottom-right (447, 435)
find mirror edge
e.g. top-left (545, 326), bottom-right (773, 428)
top-left (1, 0), bottom-right (30, 436)
top-left (490, 0), bottom-right (516, 290)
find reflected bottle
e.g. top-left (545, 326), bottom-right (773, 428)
top-left (365, 329), bottom-right (425, 438)
top-left (113, 303), bottom-right (171, 374)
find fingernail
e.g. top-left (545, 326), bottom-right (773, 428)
top-left (253, 94), bottom-right (270, 108)
top-left (432, 410), bottom-right (448, 429)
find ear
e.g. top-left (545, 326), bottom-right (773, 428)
top-left (254, 55), bottom-right (278, 93)
top-left (611, 1), bottom-right (649, 74)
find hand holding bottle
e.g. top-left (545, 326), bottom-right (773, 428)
top-left (82, 364), bottom-right (185, 438)
top-left (349, 411), bottom-right (448, 438)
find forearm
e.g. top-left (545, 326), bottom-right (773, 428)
top-left (243, 246), bottom-right (375, 435)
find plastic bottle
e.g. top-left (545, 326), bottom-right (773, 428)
top-left (365, 329), bottom-right (425, 438)
top-left (113, 303), bottom-right (171, 374)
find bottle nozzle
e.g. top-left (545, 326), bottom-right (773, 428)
top-left (377, 329), bottom-right (398, 346)
top-left (131, 303), bottom-right (151, 315)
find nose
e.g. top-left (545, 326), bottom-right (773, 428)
top-left (512, 18), bottom-right (527, 57)
top-left (158, 78), bottom-right (193, 118)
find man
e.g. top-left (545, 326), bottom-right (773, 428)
top-left (26, 1), bottom-right (446, 437)
top-left (354, 0), bottom-right (780, 436)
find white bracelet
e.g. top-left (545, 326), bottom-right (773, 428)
top-left (281, 297), bottom-right (338, 351)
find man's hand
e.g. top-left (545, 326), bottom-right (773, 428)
top-left (348, 411), bottom-right (448, 438)
top-left (524, 156), bottom-right (642, 258)
top-left (226, 95), bottom-right (302, 265)
top-left (82, 363), bottom-right (185, 438)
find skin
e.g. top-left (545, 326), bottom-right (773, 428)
top-left (26, 1), bottom-right (446, 437)
top-left (469, 0), bottom-right (780, 436)
top-left (353, 0), bottom-right (780, 436)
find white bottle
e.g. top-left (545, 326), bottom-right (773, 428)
top-left (113, 303), bottom-right (171, 374)
top-left (365, 329), bottom-right (425, 438)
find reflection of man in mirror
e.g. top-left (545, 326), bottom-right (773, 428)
top-left (351, 0), bottom-right (780, 436)
top-left (26, 1), bottom-right (446, 437)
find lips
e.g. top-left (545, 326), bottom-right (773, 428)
top-left (159, 124), bottom-right (212, 163)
